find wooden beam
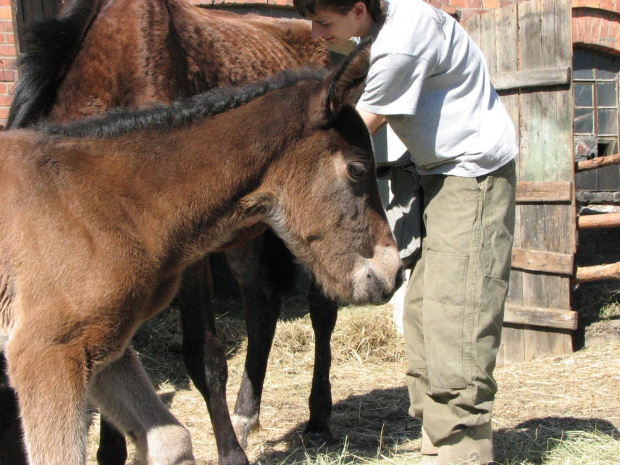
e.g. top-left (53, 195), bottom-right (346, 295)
top-left (511, 247), bottom-right (573, 275)
top-left (504, 303), bottom-right (578, 330)
top-left (492, 66), bottom-right (571, 91)
top-left (574, 262), bottom-right (620, 284)
top-left (578, 212), bottom-right (620, 230)
top-left (516, 181), bottom-right (573, 203)
top-left (576, 153), bottom-right (620, 172)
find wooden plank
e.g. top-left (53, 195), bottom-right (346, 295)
top-left (500, 324), bottom-right (525, 365)
top-left (549, 330), bottom-right (573, 357)
top-left (524, 326), bottom-right (553, 361)
top-left (516, 180), bottom-right (572, 203)
top-left (517, 1), bottom-right (549, 323)
top-left (504, 303), bottom-right (578, 330)
top-left (511, 247), bottom-right (573, 275)
top-left (518, 0), bottom-right (544, 182)
top-left (492, 66), bottom-right (570, 91)
top-left (494, 3), bottom-right (520, 135)
top-left (552, 0), bottom-right (577, 258)
top-left (576, 153), bottom-right (620, 172)
top-left (520, 206), bottom-right (549, 308)
top-left (578, 212), bottom-right (620, 229)
top-left (495, 4), bottom-right (523, 318)
top-left (479, 8), bottom-right (497, 75)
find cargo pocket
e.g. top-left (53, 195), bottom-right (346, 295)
top-left (481, 165), bottom-right (515, 281)
top-left (424, 249), bottom-right (469, 390)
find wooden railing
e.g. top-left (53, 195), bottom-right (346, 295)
top-left (574, 153), bottom-right (620, 284)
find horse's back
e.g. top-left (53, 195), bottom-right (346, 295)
top-left (49, 0), bottom-right (329, 123)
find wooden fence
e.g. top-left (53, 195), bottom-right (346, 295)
top-left (574, 154), bottom-right (620, 284)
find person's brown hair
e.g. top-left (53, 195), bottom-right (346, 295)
top-left (293, 0), bottom-right (386, 22)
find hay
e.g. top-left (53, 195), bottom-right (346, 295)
top-left (86, 299), bottom-right (620, 465)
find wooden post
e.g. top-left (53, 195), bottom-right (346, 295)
top-left (578, 212), bottom-right (620, 229)
top-left (576, 153), bottom-right (620, 172)
top-left (574, 262), bottom-right (620, 283)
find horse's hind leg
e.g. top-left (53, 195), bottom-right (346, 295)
top-left (6, 334), bottom-right (90, 464)
top-left (88, 347), bottom-right (194, 465)
top-left (176, 259), bottom-right (249, 465)
top-left (223, 237), bottom-right (281, 447)
top-left (305, 280), bottom-right (338, 442)
top-left (0, 353), bottom-right (28, 465)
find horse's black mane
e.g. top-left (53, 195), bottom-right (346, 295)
top-left (37, 67), bottom-right (327, 139)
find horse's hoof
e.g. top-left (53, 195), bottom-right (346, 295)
top-left (231, 413), bottom-right (260, 449)
top-left (302, 424), bottom-right (337, 448)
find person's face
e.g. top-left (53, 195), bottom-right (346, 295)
top-left (308, 2), bottom-right (370, 46)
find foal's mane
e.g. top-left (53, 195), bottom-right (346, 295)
top-left (37, 68), bottom-right (327, 139)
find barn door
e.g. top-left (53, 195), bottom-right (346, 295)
top-left (11, 0), bottom-right (63, 53)
top-left (463, 0), bottom-right (576, 365)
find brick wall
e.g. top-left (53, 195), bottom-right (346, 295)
top-left (2, 0), bottom-right (620, 128)
top-left (0, 0), bottom-right (16, 128)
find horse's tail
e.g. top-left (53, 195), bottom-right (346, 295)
top-left (5, 0), bottom-right (104, 129)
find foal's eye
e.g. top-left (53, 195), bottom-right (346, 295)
top-left (347, 162), bottom-right (366, 180)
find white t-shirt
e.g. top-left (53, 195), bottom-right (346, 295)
top-left (356, 0), bottom-right (518, 177)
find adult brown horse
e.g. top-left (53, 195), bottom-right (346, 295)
top-left (0, 41), bottom-right (403, 465)
top-left (3, 0), bottom-right (343, 464)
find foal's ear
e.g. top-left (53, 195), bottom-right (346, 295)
top-left (313, 38), bottom-right (372, 126)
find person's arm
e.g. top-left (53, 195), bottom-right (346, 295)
top-left (357, 107), bottom-right (386, 135)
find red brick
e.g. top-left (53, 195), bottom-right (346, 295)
top-left (0, 107), bottom-right (9, 120)
top-left (0, 69), bottom-right (14, 81)
top-left (573, 0), bottom-right (600, 7)
top-left (600, 0), bottom-right (615, 11)
top-left (0, 44), bottom-right (15, 57)
top-left (609, 14), bottom-right (619, 41)
top-left (0, 81), bottom-right (14, 94)
top-left (573, 19), bottom-right (579, 43)
top-left (441, 4), bottom-right (458, 14)
top-left (450, 0), bottom-right (469, 8)
top-left (460, 9), bottom-right (486, 19)
top-left (0, 7), bottom-right (13, 20)
top-left (0, 22), bottom-right (14, 33)
top-left (0, 56), bottom-right (15, 66)
top-left (592, 16), bottom-right (602, 43)
top-left (466, 0), bottom-right (484, 8)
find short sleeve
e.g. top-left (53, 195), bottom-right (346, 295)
top-left (357, 53), bottom-right (430, 117)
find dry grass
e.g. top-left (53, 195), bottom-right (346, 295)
top-left (86, 293), bottom-right (620, 465)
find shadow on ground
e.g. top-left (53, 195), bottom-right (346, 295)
top-left (252, 387), bottom-right (619, 464)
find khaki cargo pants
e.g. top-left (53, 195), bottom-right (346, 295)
top-left (403, 159), bottom-right (516, 450)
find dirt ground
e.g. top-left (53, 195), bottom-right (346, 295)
top-left (85, 297), bottom-right (620, 464)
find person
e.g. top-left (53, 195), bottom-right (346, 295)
top-left (292, 1), bottom-right (517, 464)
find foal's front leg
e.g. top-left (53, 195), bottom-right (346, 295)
top-left (88, 347), bottom-right (194, 465)
top-left (6, 332), bottom-right (90, 464)
top-left (305, 280), bottom-right (338, 442)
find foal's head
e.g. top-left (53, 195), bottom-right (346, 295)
top-left (247, 40), bottom-right (404, 304)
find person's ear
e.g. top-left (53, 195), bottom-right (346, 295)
top-left (352, 1), bottom-right (368, 20)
